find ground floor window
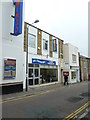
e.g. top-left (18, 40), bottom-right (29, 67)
top-left (40, 68), bottom-right (58, 84)
top-left (71, 71), bottom-right (76, 79)
top-left (28, 64), bottom-right (58, 85)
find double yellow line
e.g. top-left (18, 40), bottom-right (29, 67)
top-left (64, 101), bottom-right (90, 120)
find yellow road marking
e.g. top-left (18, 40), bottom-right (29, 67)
top-left (64, 101), bottom-right (90, 120)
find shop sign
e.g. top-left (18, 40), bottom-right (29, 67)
top-left (63, 72), bottom-right (69, 76)
top-left (4, 59), bottom-right (16, 79)
top-left (13, 0), bottom-right (23, 36)
top-left (32, 58), bottom-right (56, 65)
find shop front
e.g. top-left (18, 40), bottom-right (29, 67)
top-left (70, 66), bottom-right (80, 83)
top-left (28, 58), bottom-right (58, 86)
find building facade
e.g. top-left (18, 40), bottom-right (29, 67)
top-left (79, 55), bottom-right (88, 81)
top-left (63, 43), bottom-right (80, 84)
top-left (23, 22), bottom-right (64, 88)
top-left (0, 1), bottom-right (25, 94)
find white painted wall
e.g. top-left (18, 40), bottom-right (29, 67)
top-left (28, 26), bottom-right (58, 65)
top-left (1, 1), bottom-right (25, 84)
top-left (0, 1), bottom-right (2, 84)
top-left (68, 43), bottom-right (79, 67)
top-left (63, 43), bottom-right (79, 83)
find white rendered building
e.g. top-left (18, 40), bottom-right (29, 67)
top-left (63, 43), bottom-right (80, 84)
top-left (0, 0), bottom-right (25, 94)
top-left (23, 22), bottom-right (64, 88)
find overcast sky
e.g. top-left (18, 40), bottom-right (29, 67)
top-left (25, 0), bottom-right (89, 57)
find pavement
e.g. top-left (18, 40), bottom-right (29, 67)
top-left (1, 81), bottom-right (88, 102)
top-left (2, 82), bottom-right (63, 101)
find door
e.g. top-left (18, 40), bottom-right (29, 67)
top-left (28, 67), bottom-right (40, 85)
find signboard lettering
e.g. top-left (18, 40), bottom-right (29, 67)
top-left (32, 58), bottom-right (56, 65)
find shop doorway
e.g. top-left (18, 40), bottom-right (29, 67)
top-left (28, 66), bottom-right (40, 85)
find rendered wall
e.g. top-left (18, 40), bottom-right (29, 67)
top-left (1, 1), bottom-right (25, 85)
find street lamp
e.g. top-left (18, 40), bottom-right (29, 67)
top-left (26, 20), bottom-right (39, 91)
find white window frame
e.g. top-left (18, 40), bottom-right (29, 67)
top-left (43, 39), bottom-right (48, 51)
top-left (72, 54), bottom-right (76, 62)
top-left (28, 33), bottom-right (36, 48)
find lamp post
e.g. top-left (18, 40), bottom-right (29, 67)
top-left (26, 20), bottom-right (39, 91)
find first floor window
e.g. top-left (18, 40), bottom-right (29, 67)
top-left (53, 39), bottom-right (57, 52)
top-left (72, 54), bottom-right (76, 62)
top-left (43, 39), bottom-right (48, 50)
top-left (28, 33), bottom-right (36, 48)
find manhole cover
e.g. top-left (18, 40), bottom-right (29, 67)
top-left (67, 97), bottom-right (84, 103)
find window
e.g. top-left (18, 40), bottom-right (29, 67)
top-left (71, 71), bottom-right (76, 79)
top-left (28, 33), bottom-right (36, 48)
top-left (53, 39), bottom-right (57, 52)
top-left (72, 54), bottom-right (76, 62)
top-left (43, 39), bottom-right (48, 50)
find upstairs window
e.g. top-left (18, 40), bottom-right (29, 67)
top-left (72, 54), bottom-right (76, 62)
top-left (53, 39), bottom-right (57, 52)
top-left (28, 33), bottom-right (36, 48)
top-left (43, 39), bottom-right (48, 50)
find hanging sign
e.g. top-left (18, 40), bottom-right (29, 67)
top-left (13, 0), bottom-right (23, 36)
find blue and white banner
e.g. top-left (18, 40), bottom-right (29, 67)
top-left (32, 58), bottom-right (56, 65)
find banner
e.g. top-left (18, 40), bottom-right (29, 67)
top-left (13, 0), bottom-right (23, 36)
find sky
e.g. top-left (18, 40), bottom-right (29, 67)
top-left (25, 0), bottom-right (89, 57)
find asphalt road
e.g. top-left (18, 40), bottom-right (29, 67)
top-left (2, 81), bottom-right (89, 119)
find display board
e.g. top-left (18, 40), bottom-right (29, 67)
top-left (4, 59), bottom-right (16, 79)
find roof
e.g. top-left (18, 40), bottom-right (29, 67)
top-left (24, 21), bottom-right (64, 42)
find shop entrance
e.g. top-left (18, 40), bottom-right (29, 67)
top-left (28, 64), bottom-right (40, 85)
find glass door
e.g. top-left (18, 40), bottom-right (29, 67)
top-left (34, 68), bottom-right (40, 85)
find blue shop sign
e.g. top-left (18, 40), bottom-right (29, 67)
top-left (13, 0), bottom-right (23, 36)
top-left (32, 58), bottom-right (56, 65)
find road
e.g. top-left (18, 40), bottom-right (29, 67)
top-left (2, 81), bottom-right (89, 119)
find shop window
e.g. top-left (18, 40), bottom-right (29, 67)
top-left (72, 54), bottom-right (76, 62)
top-left (53, 39), bottom-right (57, 52)
top-left (40, 68), bottom-right (58, 84)
top-left (28, 33), bottom-right (36, 48)
top-left (71, 71), bottom-right (76, 79)
top-left (43, 39), bottom-right (48, 50)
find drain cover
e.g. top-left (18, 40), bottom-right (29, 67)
top-left (67, 97), bottom-right (84, 103)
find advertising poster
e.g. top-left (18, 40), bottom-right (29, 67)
top-left (4, 59), bottom-right (16, 79)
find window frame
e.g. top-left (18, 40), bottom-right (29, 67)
top-left (72, 54), bottom-right (76, 62)
top-left (43, 39), bottom-right (48, 51)
top-left (53, 39), bottom-right (57, 52)
top-left (28, 33), bottom-right (36, 48)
